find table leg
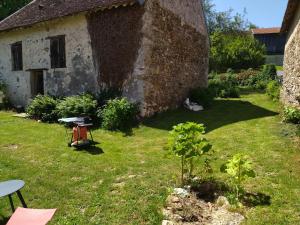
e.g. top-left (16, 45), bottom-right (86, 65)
top-left (16, 191), bottom-right (27, 208)
top-left (8, 194), bottom-right (15, 212)
top-left (89, 129), bottom-right (94, 142)
top-left (69, 131), bottom-right (74, 147)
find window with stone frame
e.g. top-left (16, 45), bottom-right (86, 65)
top-left (49, 35), bottom-right (66, 68)
top-left (11, 42), bottom-right (23, 71)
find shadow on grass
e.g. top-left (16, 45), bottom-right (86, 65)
top-left (73, 141), bottom-right (104, 155)
top-left (143, 99), bottom-right (278, 133)
top-left (191, 179), bottom-right (230, 202)
top-left (242, 192), bottom-right (271, 207)
top-left (191, 179), bottom-right (271, 207)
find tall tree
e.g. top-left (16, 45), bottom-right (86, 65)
top-left (203, 0), bottom-right (255, 34)
top-left (0, 0), bottom-right (32, 21)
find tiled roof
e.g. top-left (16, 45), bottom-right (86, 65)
top-left (251, 27), bottom-right (281, 35)
top-left (0, 0), bottom-right (138, 32)
top-left (281, 0), bottom-right (300, 32)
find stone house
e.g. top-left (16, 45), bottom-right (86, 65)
top-left (251, 28), bottom-right (286, 66)
top-left (281, 0), bottom-right (300, 108)
top-left (0, 0), bottom-right (209, 116)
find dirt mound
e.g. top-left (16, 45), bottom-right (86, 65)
top-left (162, 186), bottom-right (244, 225)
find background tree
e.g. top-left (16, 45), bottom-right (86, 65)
top-left (210, 31), bottom-right (266, 72)
top-left (203, 0), bottom-right (265, 72)
top-left (0, 0), bottom-right (31, 21)
top-left (203, 0), bottom-right (253, 34)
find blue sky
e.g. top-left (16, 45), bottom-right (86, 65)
top-left (212, 0), bottom-right (289, 28)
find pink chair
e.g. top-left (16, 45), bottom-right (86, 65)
top-left (6, 207), bottom-right (56, 225)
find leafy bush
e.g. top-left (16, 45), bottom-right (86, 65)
top-left (221, 154), bottom-right (255, 203)
top-left (219, 86), bottom-right (240, 98)
top-left (266, 80), bottom-right (280, 101)
top-left (96, 88), bottom-right (122, 107)
top-left (0, 80), bottom-right (5, 91)
top-left (210, 31), bottom-right (266, 72)
top-left (56, 94), bottom-right (97, 118)
top-left (208, 72), bottom-right (218, 80)
top-left (283, 107), bottom-right (300, 124)
top-left (99, 98), bottom-right (139, 131)
top-left (190, 88), bottom-right (214, 107)
top-left (245, 64), bottom-right (278, 90)
top-left (261, 64), bottom-right (277, 81)
top-left (0, 80), bottom-right (7, 109)
top-left (168, 122), bottom-right (212, 186)
top-left (26, 95), bottom-right (58, 122)
top-left (236, 69), bottom-right (260, 86)
top-left (208, 74), bottom-right (240, 98)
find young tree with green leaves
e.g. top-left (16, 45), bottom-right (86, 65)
top-left (221, 154), bottom-right (256, 202)
top-left (168, 122), bottom-right (212, 186)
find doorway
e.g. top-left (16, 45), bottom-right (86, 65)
top-left (30, 70), bottom-right (44, 97)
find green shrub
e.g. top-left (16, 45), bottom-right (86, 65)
top-left (96, 88), bottom-right (122, 107)
top-left (221, 154), bottom-right (255, 203)
top-left (190, 88), bottom-right (214, 107)
top-left (266, 80), bottom-right (280, 101)
top-left (208, 72), bottom-right (218, 80)
top-left (99, 98), bottom-right (139, 131)
top-left (245, 65), bottom-right (278, 90)
top-left (283, 107), bottom-right (300, 124)
top-left (236, 69), bottom-right (260, 86)
top-left (261, 64), bottom-right (277, 81)
top-left (219, 86), bottom-right (240, 98)
top-left (208, 73), bottom-right (240, 98)
top-left (210, 31), bottom-right (266, 72)
top-left (26, 95), bottom-right (58, 122)
top-left (0, 80), bottom-right (9, 109)
top-left (56, 94), bottom-right (97, 118)
top-left (255, 80), bottom-right (268, 90)
top-left (168, 122), bottom-right (212, 185)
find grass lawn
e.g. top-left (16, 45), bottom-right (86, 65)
top-left (0, 91), bottom-right (299, 225)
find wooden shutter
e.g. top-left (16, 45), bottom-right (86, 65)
top-left (11, 42), bottom-right (23, 71)
top-left (50, 36), bottom-right (66, 68)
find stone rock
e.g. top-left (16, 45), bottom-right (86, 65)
top-left (211, 208), bottom-right (244, 225)
top-left (163, 190), bottom-right (245, 225)
top-left (216, 196), bottom-right (230, 209)
top-left (162, 220), bottom-right (174, 225)
top-left (171, 196), bottom-right (180, 203)
top-left (173, 188), bottom-right (189, 197)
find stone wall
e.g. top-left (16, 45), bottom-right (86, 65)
top-left (158, 0), bottom-right (208, 35)
top-left (0, 14), bottom-right (97, 107)
top-left (139, 0), bottom-right (209, 116)
top-left (282, 6), bottom-right (300, 108)
top-left (0, 0), bottom-right (209, 116)
top-left (87, 4), bottom-right (144, 89)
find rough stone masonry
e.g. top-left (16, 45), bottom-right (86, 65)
top-left (0, 0), bottom-right (209, 116)
top-left (282, 1), bottom-right (300, 109)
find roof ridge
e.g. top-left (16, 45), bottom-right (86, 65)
top-left (0, 0), bottom-right (139, 33)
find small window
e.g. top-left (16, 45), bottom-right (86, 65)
top-left (49, 35), bottom-right (66, 68)
top-left (11, 42), bottom-right (23, 71)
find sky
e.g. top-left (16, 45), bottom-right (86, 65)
top-left (213, 0), bottom-right (289, 28)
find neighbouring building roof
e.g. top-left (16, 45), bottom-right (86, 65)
top-left (0, 0), bottom-right (138, 32)
top-left (251, 27), bottom-right (281, 35)
top-left (281, 0), bottom-right (300, 32)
